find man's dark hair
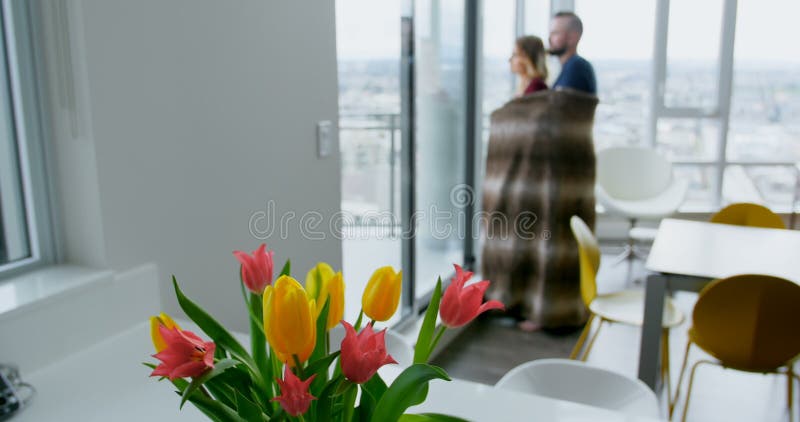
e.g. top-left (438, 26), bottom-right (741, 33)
top-left (554, 11), bottom-right (583, 36)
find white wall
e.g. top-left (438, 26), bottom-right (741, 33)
top-left (44, 0), bottom-right (342, 331)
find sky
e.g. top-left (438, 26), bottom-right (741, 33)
top-left (335, 0), bottom-right (800, 63)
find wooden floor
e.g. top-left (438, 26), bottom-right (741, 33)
top-left (432, 246), bottom-right (800, 421)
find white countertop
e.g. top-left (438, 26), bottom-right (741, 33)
top-left (14, 321), bottom-right (662, 421)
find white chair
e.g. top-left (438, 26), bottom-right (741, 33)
top-left (596, 147), bottom-right (688, 263)
top-left (495, 358), bottom-right (660, 419)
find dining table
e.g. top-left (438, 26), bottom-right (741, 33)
top-left (638, 218), bottom-right (800, 391)
top-left (13, 320), bottom-right (664, 421)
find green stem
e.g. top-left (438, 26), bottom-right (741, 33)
top-left (249, 292), bottom-right (272, 410)
top-left (241, 275), bottom-right (265, 331)
top-left (269, 347), bottom-right (283, 412)
top-left (427, 325), bottom-right (447, 362)
top-left (354, 309), bottom-right (364, 331)
top-left (293, 355), bottom-right (305, 379)
top-left (341, 383), bottom-right (358, 422)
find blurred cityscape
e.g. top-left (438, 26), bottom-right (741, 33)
top-left (338, 58), bottom-right (800, 219)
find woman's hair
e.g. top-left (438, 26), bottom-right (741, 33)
top-left (515, 35), bottom-right (548, 80)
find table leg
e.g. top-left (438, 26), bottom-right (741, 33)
top-left (638, 273), bottom-right (666, 391)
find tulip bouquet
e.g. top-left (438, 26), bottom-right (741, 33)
top-left (146, 244), bottom-right (503, 422)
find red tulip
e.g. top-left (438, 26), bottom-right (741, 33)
top-left (233, 244), bottom-right (275, 294)
top-left (150, 326), bottom-right (215, 380)
top-left (272, 366), bottom-right (316, 417)
top-left (439, 264), bottom-right (504, 328)
top-left (339, 320), bottom-right (397, 383)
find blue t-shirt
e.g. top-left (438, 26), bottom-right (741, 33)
top-left (553, 55), bottom-right (597, 95)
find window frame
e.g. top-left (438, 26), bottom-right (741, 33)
top-left (0, 0), bottom-right (56, 279)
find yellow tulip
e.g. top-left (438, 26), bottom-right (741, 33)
top-left (305, 263), bottom-right (346, 330)
top-left (305, 262), bottom-right (335, 300)
top-left (362, 266), bottom-right (402, 322)
top-left (263, 275), bottom-right (317, 366)
top-left (150, 312), bottom-right (180, 352)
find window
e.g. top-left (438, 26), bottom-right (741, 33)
top-left (335, 0), bottom-right (404, 323)
top-left (574, 0), bottom-right (655, 150)
top-left (0, 1), bottom-right (53, 277)
top-left (572, 0), bottom-right (797, 212)
top-left (727, 0), bottom-right (800, 210)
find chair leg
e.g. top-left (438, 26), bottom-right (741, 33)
top-left (681, 360), bottom-right (711, 422)
top-left (662, 329), bottom-right (672, 409)
top-left (581, 318), bottom-right (605, 362)
top-left (569, 314), bottom-right (595, 360)
top-left (788, 367), bottom-right (794, 419)
top-left (670, 340), bottom-right (692, 419)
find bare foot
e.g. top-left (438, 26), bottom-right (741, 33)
top-left (517, 320), bottom-right (542, 333)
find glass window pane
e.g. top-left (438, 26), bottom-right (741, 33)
top-left (414, 0), bottom-right (465, 299)
top-left (574, 0), bottom-right (655, 150)
top-left (656, 118), bottom-right (718, 162)
top-left (674, 165), bottom-right (715, 211)
top-left (336, 0), bottom-right (403, 323)
top-left (524, 0), bottom-right (550, 40)
top-left (723, 165), bottom-right (797, 212)
top-left (727, 0), bottom-right (800, 162)
top-left (664, 0), bottom-right (723, 110)
top-left (481, 0), bottom-right (515, 115)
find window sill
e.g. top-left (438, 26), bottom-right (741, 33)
top-left (0, 265), bottom-right (113, 321)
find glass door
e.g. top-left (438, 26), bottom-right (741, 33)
top-left (412, 0), bottom-right (467, 300)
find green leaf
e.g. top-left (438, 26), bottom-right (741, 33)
top-left (157, 372), bottom-right (242, 422)
top-left (185, 397), bottom-right (228, 422)
top-left (235, 390), bottom-right (265, 421)
top-left (279, 259), bottom-right (291, 277)
top-left (398, 414), bottom-right (471, 422)
top-left (269, 346), bottom-right (283, 412)
top-left (187, 393), bottom-right (249, 422)
top-left (306, 350), bottom-right (340, 380)
top-left (361, 375), bottom-right (388, 403)
top-left (414, 278), bottom-right (443, 363)
top-left (180, 359), bottom-right (238, 408)
top-left (249, 291), bottom-right (272, 407)
top-left (215, 342), bottom-right (229, 361)
top-left (371, 364), bottom-right (451, 422)
top-left (341, 381), bottom-right (358, 422)
top-left (205, 378), bottom-right (237, 409)
top-left (358, 376), bottom-right (387, 421)
top-left (315, 375), bottom-right (344, 422)
top-left (310, 297), bottom-right (331, 364)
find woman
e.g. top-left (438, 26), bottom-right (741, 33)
top-left (510, 35), bottom-right (549, 97)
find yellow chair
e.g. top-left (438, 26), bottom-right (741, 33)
top-left (569, 215), bottom-right (685, 403)
top-left (673, 274), bottom-right (800, 421)
top-left (710, 202), bottom-right (786, 229)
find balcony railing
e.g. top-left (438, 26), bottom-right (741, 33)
top-left (339, 113), bottom-right (800, 225)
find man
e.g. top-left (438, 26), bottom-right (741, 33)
top-left (548, 12), bottom-right (597, 95)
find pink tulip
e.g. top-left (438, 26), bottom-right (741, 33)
top-left (233, 244), bottom-right (275, 294)
top-left (150, 326), bottom-right (215, 380)
top-left (272, 367), bottom-right (316, 417)
top-left (339, 321), bottom-right (397, 384)
top-left (439, 264), bottom-right (504, 328)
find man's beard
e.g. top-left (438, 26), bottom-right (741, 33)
top-left (548, 47), bottom-right (567, 57)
